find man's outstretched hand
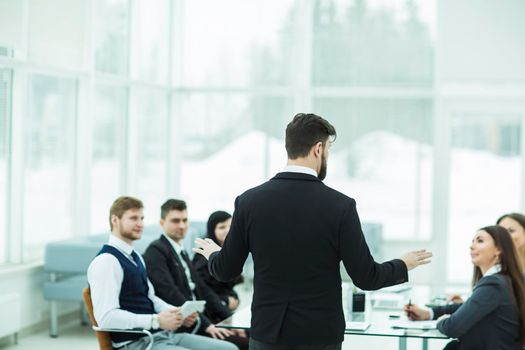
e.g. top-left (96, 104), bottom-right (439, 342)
top-left (400, 250), bottom-right (432, 271)
top-left (193, 238), bottom-right (222, 260)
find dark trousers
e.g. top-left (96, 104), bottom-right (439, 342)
top-left (224, 334), bottom-right (249, 350)
top-left (249, 337), bottom-right (342, 350)
top-left (196, 327), bottom-right (249, 350)
top-left (443, 340), bottom-right (459, 350)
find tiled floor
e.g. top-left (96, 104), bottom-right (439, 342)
top-left (1, 321), bottom-right (97, 350)
top-left (0, 322), bottom-right (451, 350)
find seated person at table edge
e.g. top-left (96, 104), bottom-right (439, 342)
top-left (143, 199), bottom-right (248, 350)
top-left (193, 210), bottom-right (244, 313)
top-left (87, 196), bottom-right (237, 350)
top-left (406, 225), bottom-right (525, 350)
top-left (448, 212), bottom-right (525, 304)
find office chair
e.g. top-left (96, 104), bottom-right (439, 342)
top-left (82, 288), bottom-right (202, 350)
top-left (82, 287), bottom-right (154, 350)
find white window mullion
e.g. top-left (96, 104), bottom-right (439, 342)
top-left (8, 69), bottom-right (27, 263)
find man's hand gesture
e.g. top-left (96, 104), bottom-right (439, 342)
top-left (400, 250), bottom-right (432, 271)
top-left (193, 238), bottom-right (222, 260)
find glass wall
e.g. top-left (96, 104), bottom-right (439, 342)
top-left (132, 0), bottom-right (170, 83)
top-left (315, 98), bottom-right (433, 239)
top-left (182, 0), bottom-right (297, 86)
top-left (180, 94), bottom-right (293, 220)
top-left (0, 68), bottom-right (11, 264)
top-left (95, 0), bottom-right (129, 75)
top-left (23, 75), bottom-right (77, 260)
top-left (447, 113), bottom-right (522, 282)
top-left (313, 0), bottom-right (435, 86)
top-left (0, 0), bottom-right (523, 290)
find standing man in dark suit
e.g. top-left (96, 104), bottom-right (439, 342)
top-left (193, 113), bottom-right (433, 350)
top-left (143, 199), bottom-right (248, 350)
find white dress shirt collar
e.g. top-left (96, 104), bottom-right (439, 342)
top-left (483, 264), bottom-right (502, 277)
top-left (282, 165), bottom-right (317, 177)
top-left (109, 233), bottom-right (134, 256)
top-left (163, 233), bottom-right (196, 292)
top-left (163, 233), bottom-right (184, 255)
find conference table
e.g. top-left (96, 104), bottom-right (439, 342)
top-left (217, 285), bottom-right (449, 350)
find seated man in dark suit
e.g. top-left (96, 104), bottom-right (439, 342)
top-left (143, 199), bottom-right (248, 350)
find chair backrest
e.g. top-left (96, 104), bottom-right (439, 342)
top-left (82, 287), bottom-right (114, 350)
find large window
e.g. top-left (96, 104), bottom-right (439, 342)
top-left (94, 0), bottom-right (129, 75)
top-left (314, 98), bottom-right (433, 240)
top-left (182, 0), bottom-right (297, 86)
top-left (180, 94), bottom-right (293, 220)
top-left (132, 0), bottom-right (170, 84)
top-left (313, 0), bottom-right (435, 86)
top-left (28, 0), bottom-right (87, 68)
top-left (24, 75), bottom-right (77, 260)
top-left (447, 113), bottom-right (522, 282)
top-left (2, 0), bottom-right (524, 295)
top-left (133, 89), bottom-right (168, 223)
top-left (0, 68), bottom-right (11, 263)
top-left (91, 85), bottom-right (127, 233)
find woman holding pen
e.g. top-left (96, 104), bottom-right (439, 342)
top-left (405, 225), bottom-right (525, 350)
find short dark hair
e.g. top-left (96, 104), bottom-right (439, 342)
top-left (109, 196), bottom-right (143, 230)
top-left (161, 199), bottom-right (187, 219)
top-left (285, 113), bottom-right (336, 159)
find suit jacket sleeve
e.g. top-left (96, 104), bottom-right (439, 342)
top-left (339, 199), bottom-right (408, 290)
top-left (437, 277), bottom-right (501, 338)
top-left (143, 245), bottom-right (189, 307)
top-left (209, 196), bottom-right (250, 282)
top-left (432, 303), bottom-right (462, 320)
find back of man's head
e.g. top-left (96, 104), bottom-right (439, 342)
top-left (160, 199), bottom-right (187, 220)
top-left (109, 196), bottom-right (144, 230)
top-left (285, 113), bottom-right (336, 159)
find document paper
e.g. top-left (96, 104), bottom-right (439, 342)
top-left (180, 300), bottom-right (206, 318)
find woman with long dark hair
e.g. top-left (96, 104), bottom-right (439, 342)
top-left (448, 213), bottom-right (525, 304)
top-left (497, 212), bottom-right (525, 271)
top-left (406, 225), bottom-right (525, 349)
top-left (193, 211), bottom-right (244, 312)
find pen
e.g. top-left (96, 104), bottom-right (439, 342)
top-left (407, 299), bottom-right (413, 319)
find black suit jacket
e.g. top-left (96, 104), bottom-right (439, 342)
top-left (143, 235), bottom-right (232, 330)
top-left (208, 172), bottom-right (408, 345)
top-left (434, 274), bottom-right (521, 350)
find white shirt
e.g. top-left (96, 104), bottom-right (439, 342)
top-left (282, 165), bottom-right (317, 177)
top-left (163, 233), bottom-right (196, 294)
top-left (483, 264), bottom-right (501, 277)
top-left (87, 234), bottom-right (175, 345)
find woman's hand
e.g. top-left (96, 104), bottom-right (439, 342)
top-left (447, 294), bottom-right (464, 304)
top-left (403, 303), bottom-right (431, 321)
